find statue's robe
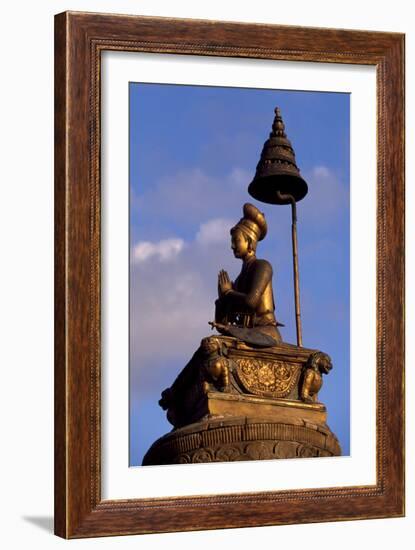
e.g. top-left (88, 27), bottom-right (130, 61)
top-left (215, 255), bottom-right (282, 345)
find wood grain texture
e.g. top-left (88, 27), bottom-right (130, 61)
top-left (54, 11), bottom-right (405, 539)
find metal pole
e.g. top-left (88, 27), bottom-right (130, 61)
top-left (277, 191), bottom-right (303, 346)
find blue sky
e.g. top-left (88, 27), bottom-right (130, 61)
top-left (129, 82), bottom-right (350, 465)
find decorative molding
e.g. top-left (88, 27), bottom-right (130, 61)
top-left (142, 418), bottom-right (341, 465)
top-left (54, 11), bottom-right (404, 538)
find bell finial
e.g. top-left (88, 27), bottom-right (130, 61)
top-left (272, 107), bottom-right (286, 136)
top-left (248, 106), bottom-right (308, 205)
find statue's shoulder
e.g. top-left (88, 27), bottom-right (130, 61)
top-left (253, 257), bottom-right (273, 273)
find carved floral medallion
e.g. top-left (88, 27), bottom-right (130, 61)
top-left (234, 358), bottom-right (301, 398)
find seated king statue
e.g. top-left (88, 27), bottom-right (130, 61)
top-left (213, 202), bottom-right (283, 347)
top-left (142, 203), bottom-right (341, 465)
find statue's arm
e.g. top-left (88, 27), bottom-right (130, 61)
top-left (221, 260), bottom-right (272, 311)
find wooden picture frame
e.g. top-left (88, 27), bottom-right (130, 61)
top-left (54, 11), bottom-right (405, 538)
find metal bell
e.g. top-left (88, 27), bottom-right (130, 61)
top-left (248, 107), bottom-right (308, 205)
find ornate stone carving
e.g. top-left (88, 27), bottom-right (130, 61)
top-left (156, 334), bottom-right (337, 430)
top-left (192, 449), bottom-right (214, 463)
top-left (170, 440), bottom-right (331, 463)
top-left (300, 351), bottom-right (333, 403)
top-left (200, 336), bottom-right (230, 392)
top-left (142, 416), bottom-right (341, 466)
top-left (215, 446), bottom-right (241, 462)
top-left (234, 357), bottom-right (301, 398)
top-left (245, 441), bottom-right (274, 460)
top-left (151, 335), bottom-right (339, 463)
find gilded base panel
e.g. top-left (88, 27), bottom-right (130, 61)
top-left (158, 335), bottom-right (333, 429)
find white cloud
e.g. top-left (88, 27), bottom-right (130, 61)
top-left (132, 238), bottom-right (184, 263)
top-left (312, 165), bottom-right (331, 178)
top-left (130, 249), bottom-right (216, 367)
top-left (195, 218), bottom-right (234, 246)
top-left (129, 219), bottom-right (240, 390)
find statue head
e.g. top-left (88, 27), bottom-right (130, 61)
top-left (230, 203), bottom-right (267, 258)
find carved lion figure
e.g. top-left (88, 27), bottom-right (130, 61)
top-left (201, 337), bottom-right (230, 392)
top-left (300, 351), bottom-right (333, 403)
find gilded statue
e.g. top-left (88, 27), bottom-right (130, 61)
top-left (212, 203), bottom-right (283, 346)
top-left (152, 203), bottom-right (339, 460)
top-left (144, 107), bottom-right (342, 466)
